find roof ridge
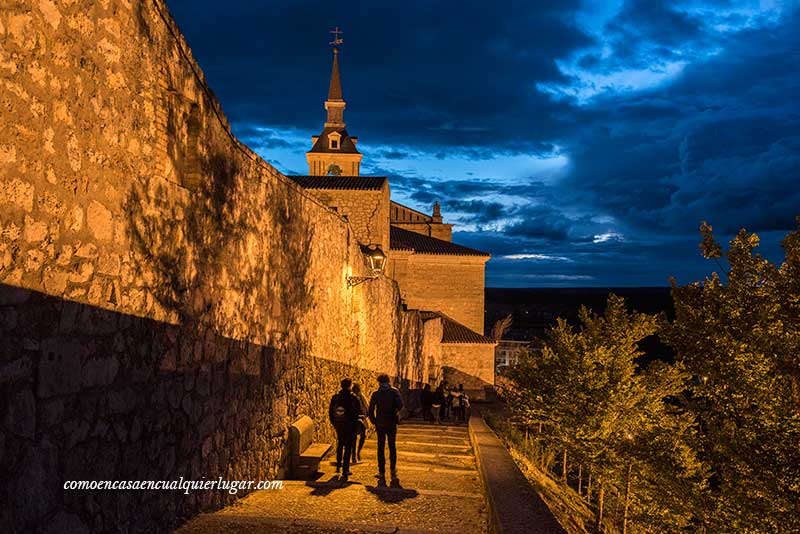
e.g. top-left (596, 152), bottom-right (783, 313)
top-left (438, 313), bottom-right (496, 344)
top-left (390, 200), bottom-right (433, 219)
top-left (390, 225), bottom-right (490, 257)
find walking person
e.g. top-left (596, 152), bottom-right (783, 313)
top-left (432, 383), bottom-right (445, 425)
top-left (351, 382), bottom-right (369, 464)
top-left (421, 384), bottom-right (433, 422)
top-left (445, 387), bottom-right (455, 422)
top-left (457, 384), bottom-right (470, 424)
top-left (368, 374), bottom-right (403, 482)
top-left (451, 387), bottom-right (463, 423)
top-left (328, 378), bottom-right (361, 482)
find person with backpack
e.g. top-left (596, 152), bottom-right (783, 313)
top-left (328, 378), bottom-right (361, 481)
top-left (368, 374), bottom-right (403, 482)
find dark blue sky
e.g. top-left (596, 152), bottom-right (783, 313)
top-left (167, 0), bottom-right (799, 287)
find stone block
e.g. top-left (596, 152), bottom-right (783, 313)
top-left (42, 267), bottom-right (68, 294)
top-left (23, 215), bottom-right (48, 243)
top-left (64, 206), bottom-right (83, 233)
top-left (12, 440), bottom-right (59, 529)
top-left (82, 355), bottom-right (119, 389)
top-left (74, 243), bottom-right (98, 259)
top-left (0, 306), bottom-right (18, 331)
top-left (38, 510), bottom-right (90, 534)
top-left (3, 387), bottom-right (36, 438)
top-left (25, 249), bottom-right (46, 271)
top-left (68, 262), bottom-right (94, 284)
top-left (1, 178), bottom-right (35, 212)
top-left (39, 399), bottom-right (63, 429)
top-left (0, 356), bottom-right (33, 384)
top-left (97, 252), bottom-right (120, 275)
top-left (87, 201), bottom-right (113, 241)
top-left (38, 338), bottom-right (83, 397)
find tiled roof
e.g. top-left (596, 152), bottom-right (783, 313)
top-left (390, 226), bottom-right (489, 257)
top-left (289, 175), bottom-right (386, 190)
top-left (415, 311), bottom-right (495, 344)
top-left (440, 314), bottom-right (495, 344)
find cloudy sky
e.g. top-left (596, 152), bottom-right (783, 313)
top-left (168, 0), bottom-right (799, 287)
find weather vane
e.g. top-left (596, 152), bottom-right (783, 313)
top-left (329, 26), bottom-right (344, 47)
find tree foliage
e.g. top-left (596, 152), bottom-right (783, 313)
top-left (664, 220), bottom-right (800, 533)
top-left (506, 296), bottom-right (705, 532)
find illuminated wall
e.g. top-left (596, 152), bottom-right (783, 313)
top-left (0, 2), bottom-right (438, 531)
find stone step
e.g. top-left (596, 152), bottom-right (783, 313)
top-left (390, 434), bottom-right (471, 446)
top-left (331, 451), bottom-right (475, 470)
top-left (360, 440), bottom-right (471, 456)
top-left (399, 423), bottom-right (469, 433)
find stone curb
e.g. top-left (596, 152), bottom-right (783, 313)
top-left (468, 412), bottom-right (566, 534)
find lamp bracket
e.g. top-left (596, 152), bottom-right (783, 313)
top-left (347, 275), bottom-right (379, 288)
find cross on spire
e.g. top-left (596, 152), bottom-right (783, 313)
top-left (329, 27), bottom-right (344, 47)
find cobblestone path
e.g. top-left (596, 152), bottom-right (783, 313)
top-left (176, 422), bottom-right (489, 534)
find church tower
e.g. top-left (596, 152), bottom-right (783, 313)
top-left (306, 33), bottom-right (363, 176)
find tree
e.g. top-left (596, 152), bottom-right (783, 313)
top-left (491, 313), bottom-right (513, 342)
top-left (664, 220), bottom-right (800, 533)
top-left (506, 296), bottom-right (705, 533)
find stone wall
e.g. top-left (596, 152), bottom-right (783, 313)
top-left (390, 254), bottom-right (488, 335)
top-left (441, 343), bottom-right (496, 399)
top-left (310, 184), bottom-right (390, 253)
top-left (0, 1), bottom-right (435, 532)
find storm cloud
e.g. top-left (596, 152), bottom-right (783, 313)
top-left (167, 0), bottom-right (800, 286)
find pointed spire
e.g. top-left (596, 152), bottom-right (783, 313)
top-left (328, 48), bottom-right (343, 101)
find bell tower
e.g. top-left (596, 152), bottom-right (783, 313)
top-left (306, 28), bottom-right (363, 176)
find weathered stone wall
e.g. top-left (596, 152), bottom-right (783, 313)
top-left (311, 184), bottom-right (390, 253)
top-left (0, 1), bottom-right (435, 532)
top-left (390, 254), bottom-right (488, 335)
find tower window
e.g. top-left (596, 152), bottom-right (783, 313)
top-left (331, 138), bottom-right (339, 149)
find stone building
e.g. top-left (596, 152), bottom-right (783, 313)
top-left (495, 339), bottom-right (531, 373)
top-left (290, 45), bottom-right (495, 397)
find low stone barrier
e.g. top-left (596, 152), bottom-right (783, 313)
top-left (468, 412), bottom-right (566, 534)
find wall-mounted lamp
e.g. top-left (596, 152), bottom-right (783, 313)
top-left (347, 244), bottom-right (387, 287)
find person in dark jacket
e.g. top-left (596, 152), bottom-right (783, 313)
top-left (368, 374), bottom-right (403, 481)
top-left (420, 384), bottom-right (433, 422)
top-left (328, 378), bottom-right (361, 481)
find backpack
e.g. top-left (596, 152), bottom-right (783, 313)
top-left (333, 393), bottom-right (350, 424)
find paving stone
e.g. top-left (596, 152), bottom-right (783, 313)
top-left (176, 423), bottom-right (489, 534)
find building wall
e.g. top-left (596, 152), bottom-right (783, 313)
top-left (441, 343), bottom-right (496, 399)
top-left (389, 254), bottom-right (488, 335)
top-left (0, 2), bottom-right (433, 532)
top-left (308, 184), bottom-right (390, 252)
top-left (306, 153), bottom-right (361, 176)
top-left (390, 202), bottom-right (452, 242)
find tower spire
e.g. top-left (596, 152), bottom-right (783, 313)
top-left (328, 27), bottom-right (344, 101)
top-left (306, 27), bottom-right (362, 176)
top-left (328, 48), bottom-right (343, 101)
